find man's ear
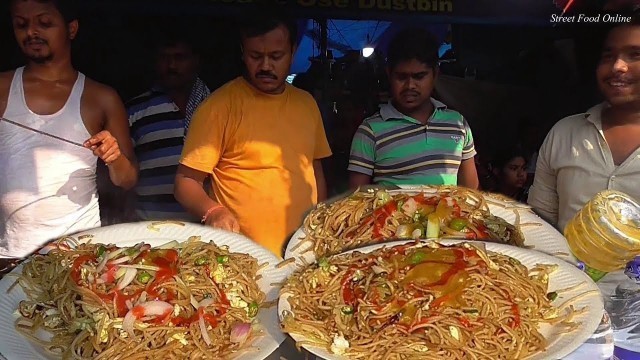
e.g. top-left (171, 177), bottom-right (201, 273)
top-left (68, 19), bottom-right (79, 40)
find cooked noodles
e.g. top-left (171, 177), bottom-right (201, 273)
top-left (281, 241), bottom-right (581, 360)
top-left (302, 187), bottom-right (525, 258)
top-left (12, 236), bottom-right (266, 359)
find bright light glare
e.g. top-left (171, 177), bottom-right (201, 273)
top-left (362, 47), bottom-right (374, 58)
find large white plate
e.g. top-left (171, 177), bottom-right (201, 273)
top-left (0, 221), bottom-right (287, 360)
top-left (279, 239), bottom-right (605, 360)
top-left (285, 186), bottom-right (575, 265)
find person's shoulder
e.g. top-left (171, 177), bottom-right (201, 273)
top-left (83, 76), bottom-right (123, 107)
top-left (362, 111), bottom-right (384, 126)
top-left (288, 84), bottom-right (315, 103)
top-left (210, 77), bottom-right (246, 98)
top-left (125, 90), bottom-right (157, 108)
top-left (548, 109), bottom-right (592, 134)
top-left (434, 107), bottom-right (465, 125)
top-left (0, 70), bottom-right (14, 85)
top-left (0, 70), bottom-right (15, 95)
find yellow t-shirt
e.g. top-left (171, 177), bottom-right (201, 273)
top-left (180, 77), bottom-right (332, 256)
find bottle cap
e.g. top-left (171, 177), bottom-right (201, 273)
top-left (624, 256), bottom-right (640, 282)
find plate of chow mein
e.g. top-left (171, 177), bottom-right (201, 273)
top-left (285, 186), bottom-right (572, 262)
top-left (0, 221), bottom-right (287, 360)
top-left (279, 239), bottom-right (603, 360)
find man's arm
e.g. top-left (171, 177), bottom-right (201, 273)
top-left (457, 157), bottom-right (479, 189)
top-left (313, 160), bottom-right (328, 202)
top-left (527, 137), bottom-right (559, 226)
top-left (347, 123), bottom-right (376, 190)
top-left (174, 165), bottom-right (239, 231)
top-left (459, 116), bottom-right (479, 189)
top-left (88, 87), bottom-right (138, 189)
top-left (349, 172), bottom-right (372, 190)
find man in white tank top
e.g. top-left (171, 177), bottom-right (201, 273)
top-left (0, 0), bottom-right (139, 268)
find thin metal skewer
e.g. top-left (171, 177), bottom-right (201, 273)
top-left (1, 116), bottom-right (87, 148)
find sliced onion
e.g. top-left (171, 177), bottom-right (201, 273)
top-left (157, 240), bottom-right (179, 249)
top-left (106, 248), bottom-right (126, 260)
top-left (116, 268), bottom-right (137, 290)
top-left (190, 295), bottom-right (200, 309)
top-left (96, 254), bottom-right (110, 273)
top-left (402, 198), bottom-right (418, 216)
top-left (108, 256), bottom-right (131, 266)
top-left (199, 314), bottom-right (212, 346)
top-left (118, 264), bottom-right (160, 272)
top-left (199, 298), bottom-right (215, 308)
top-left (230, 323), bottom-right (252, 344)
top-left (140, 244), bottom-right (152, 252)
top-left (138, 291), bottom-right (148, 304)
top-left (411, 228), bottom-right (422, 239)
top-left (115, 267), bottom-right (128, 279)
top-left (122, 301), bottom-right (172, 338)
top-left (371, 265), bottom-right (388, 274)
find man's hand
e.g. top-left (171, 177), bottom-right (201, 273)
top-left (84, 130), bottom-right (122, 165)
top-left (205, 206), bottom-right (240, 233)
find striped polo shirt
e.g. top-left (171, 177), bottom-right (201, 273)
top-left (348, 99), bottom-right (476, 186)
top-left (127, 89), bottom-right (197, 222)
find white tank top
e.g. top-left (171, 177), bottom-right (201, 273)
top-left (0, 67), bottom-right (100, 258)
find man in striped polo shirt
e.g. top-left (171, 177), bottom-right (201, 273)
top-left (126, 33), bottom-right (210, 221)
top-left (348, 28), bottom-right (479, 189)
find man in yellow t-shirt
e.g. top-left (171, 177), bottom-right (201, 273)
top-left (174, 8), bottom-right (331, 256)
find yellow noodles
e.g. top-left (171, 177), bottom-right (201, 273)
top-left (302, 187), bottom-right (525, 258)
top-left (281, 241), bottom-right (581, 360)
top-left (12, 236), bottom-right (265, 359)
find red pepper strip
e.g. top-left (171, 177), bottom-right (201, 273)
top-left (372, 201), bottom-right (398, 239)
top-left (452, 202), bottom-right (462, 218)
top-left (458, 317), bottom-right (472, 328)
top-left (341, 269), bottom-right (360, 306)
top-left (412, 193), bottom-right (440, 206)
top-left (511, 303), bottom-right (521, 328)
top-left (70, 254), bottom-right (96, 284)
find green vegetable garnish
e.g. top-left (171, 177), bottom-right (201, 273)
top-left (318, 257), bottom-right (330, 270)
top-left (341, 305), bottom-right (354, 315)
top-left (216, 255), bottom-right (229, 264)
top-left (248, 301), bottom-right (259, 318)
top-left (409, 251), bottom-right (426, 264)
top-left (463, 309), bottom-right (479, 314)
top-left (449, 218), bottom-right (468, 231)
top-left (426, 213), bottom-right (440, 238)
top-left (374, 190), bottom-right (392, 207)
top-left (546, 292), bottom-right (558, 301)
top-left (125, 247), bottom-right (138, 256)
top-left (137, 271), bottom-right (152, 284)
top-left (96, 245), bottom-right (106, 258)
top-left (195, 257), bottom-right (209, 266)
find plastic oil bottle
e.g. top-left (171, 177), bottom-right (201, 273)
top-left (564, 190), bottom-right (640, 359)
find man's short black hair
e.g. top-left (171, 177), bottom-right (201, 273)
top-left (386, 28), bottom-right (440, 70)
top-left (10, 0), bottom-right (79, 23)
top-left (154, 28), bottom-right (199, 55)
top-left (239, 4), bottom-right (298, 49)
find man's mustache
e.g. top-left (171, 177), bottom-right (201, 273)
top-left (24, 36), bottom-right (47, 46)
top-left (256, 71), bottom-right (277, 79)
top-left (401, 90), bottom-right (420, 96)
